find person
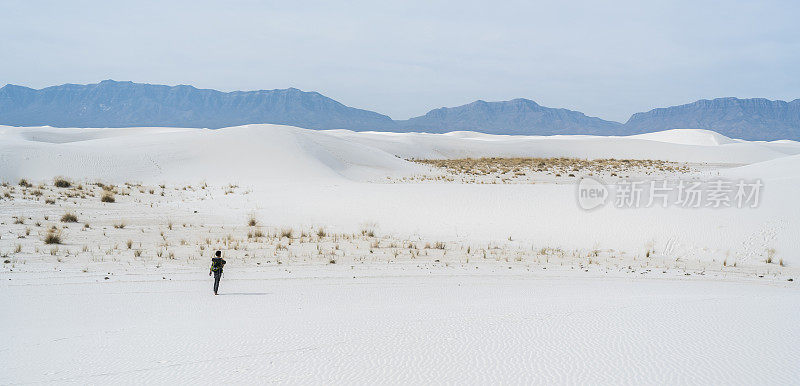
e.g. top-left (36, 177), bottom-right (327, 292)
top-left (209, 250), bottom-right (226, 295)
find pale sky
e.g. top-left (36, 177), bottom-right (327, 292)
top-left (1, 0), bottom-right (798, 122)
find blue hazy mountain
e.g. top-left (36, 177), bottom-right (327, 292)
top-left (0, 80), bottom-right (395, 130)
top-left (624, 97), bottom-right (800, 141)
top-left (1, 80), bottom-right (798, 140)
top-left (395, 98), bottom-right (624, 135)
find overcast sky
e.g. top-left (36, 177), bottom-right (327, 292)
top-left (1, 0), bottom-right (798, 121)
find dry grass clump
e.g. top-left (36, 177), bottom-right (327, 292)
top-left (413, 157), bottom-right (689, 182)
top-left (60, 212), bottom-right (79, 223)
top-left (101, 192), bottom-right (115, 203)
top-left (19, 179), bottom-right (32, 188)
top-left (247, 229), bottom-right (265, 239)
top-left (44, 228), bottom-right (62, 244)
top-left (53, 177), bottom-right (72, 188)
top-left (360, 225), bottom-right (376, 238)
top-left (113, 221), bottom-right (126, 229)
top-left (765, 248), bottom-right (776, 264)
top-left (280, 228), bottom-right (294, 239)
top-left (248, 215), bottom-right (258, 227)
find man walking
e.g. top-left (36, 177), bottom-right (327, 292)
top-left (209, 250), bottom-right (226, 295)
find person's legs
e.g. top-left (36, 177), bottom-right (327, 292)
top-left (213, 271), bottom-right (221, 294)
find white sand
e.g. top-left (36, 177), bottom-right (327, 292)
top-left (4, 267), bottom-right (799, 384)
top-left (2, 124), bottom-right (799, 384)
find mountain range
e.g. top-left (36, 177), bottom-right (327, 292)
top-left (1, 80), bottom-right (798, 141)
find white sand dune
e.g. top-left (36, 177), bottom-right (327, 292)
top-left (0, 125), bottom-right (426, 184)
top-left (725, 153), bottom-right (800, 181)
top-left (629, 128), bottom-right (741, 146)
top-left (325, 127), bottom-right (800, 164)
top-left (2, 124), bottom-right (799, 264)
top-left (4, 124), bottom-right (800, 186)
top-left (2, 124), bottom-right (799, 384)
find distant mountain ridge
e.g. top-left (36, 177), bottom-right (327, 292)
top-left (396, 98), bottom-right (624, 136)
top-left (625, 97), bottom-right (800, 141)
top-left (0, 80), bottom-right (394, 130)
top-left (1, 80), bottom-right (798, 140)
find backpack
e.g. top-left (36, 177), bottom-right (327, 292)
top-left (211, 257), bottom-right (226, 271)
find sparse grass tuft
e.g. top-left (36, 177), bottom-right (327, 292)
top-left (280, 228), bottom-right (294, 239)
top-left (44, 228), bottom-right (62, 244)
top-left (766, 248), bottom-right (776, 264)
top-left (19, 179), bottom-right (32, 188)
top-left (60, 212), bottom-right (78, 223)
top-left (248, 215), bottom-right (258, 227)
top-left (113, 221), bottom-right (126, 229)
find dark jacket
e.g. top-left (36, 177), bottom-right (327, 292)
top-left (210, 257), bottom-right (226, 272)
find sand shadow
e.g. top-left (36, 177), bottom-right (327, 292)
top-left (218, 292), bottom-right (271, 296)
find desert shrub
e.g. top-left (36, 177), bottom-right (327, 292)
top-left (280, 228), bottom-right (294, 239)
top-left (19, 179), bottom-right (32, 188)
top-left (54, 177), bottom-right (72, 188)
top-left (101, 193), bottom-right (115, 203)
top-left (60, 212), bottom-right (78, 223)
top-left (44, 229), bottom-right (62, 244)
top-left (248, 215), bottom-right (258, 227)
